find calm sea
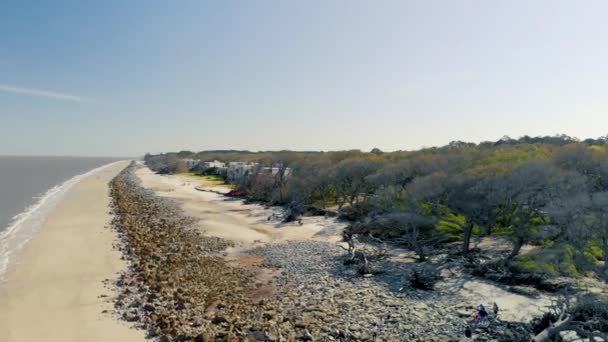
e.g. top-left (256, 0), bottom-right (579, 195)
top-left (0, 156), bottom-right (123, 279)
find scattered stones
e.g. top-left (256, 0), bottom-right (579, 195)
top-left (109, 163), bottom-right (534, 341)
top-left (109, 163), bottom-right (263, 340)
top-left (247, 241), bottom-right (533, 341)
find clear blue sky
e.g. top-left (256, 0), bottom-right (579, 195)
top-left (1, 0), bottom-right (607, 156)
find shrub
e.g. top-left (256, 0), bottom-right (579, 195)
top-left (408, 265), bottom-right (439, 291)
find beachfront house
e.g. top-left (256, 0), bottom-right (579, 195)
top-left (261, 166), bottom-right (292, 177)
top-left (227, 162), bottom-right (258, 183)
top-left (202, 160), bottom-right (226, 169)
top-left (226, 162), bottom-right (292, 183)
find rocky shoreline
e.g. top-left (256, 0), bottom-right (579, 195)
top-left (248, 242), bottom-right (531, 341)
top-left (110, 163), bottom-right (268, 340)
top-left (109, 163), bottom-right (534, 341)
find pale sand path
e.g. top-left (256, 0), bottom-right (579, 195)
top-left (135, 165), bottom-right (345, 246)
top-left (0, 161), bottom-right (145, 342)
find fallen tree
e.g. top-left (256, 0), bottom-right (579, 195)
top-left (338, 231), bottom-right (388, 275)
top-left (347, 211), bottom-right (443, 262)
top-left (533, 293), bottom-right (608, 342)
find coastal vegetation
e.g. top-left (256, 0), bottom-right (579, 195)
top-left (110, 163), bottom-right (536, 340)
top-left (143, 134), bottom-right (608, 340)
top-left (145, 135), bottom-right (608, 277)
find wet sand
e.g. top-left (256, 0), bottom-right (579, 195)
top-left (0, 161), bottom-right (144, 342)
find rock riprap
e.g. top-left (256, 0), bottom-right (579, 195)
top-left (110, 163), bottom-right (273, 340)
top-left (109, 163), bottom-right (533, 341)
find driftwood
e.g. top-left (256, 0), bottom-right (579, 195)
top-left (338, 232), bottom-right (388, 275)
top-left (534, 295), bottom-right (608, 342)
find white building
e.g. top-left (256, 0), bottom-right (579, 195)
top-left (202, 160), bottom-right (226, 169)
top-left (262, 167), bottom-right (292, 176)
top-left (226, 162), bottom-right (292, 183)
top-left (227, 162), bottom-right (258, 183)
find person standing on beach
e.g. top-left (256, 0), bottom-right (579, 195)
top-left (371, 322), bottom-right (379, 341)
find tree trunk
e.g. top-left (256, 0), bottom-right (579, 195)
top-left (346, 236), bottom-right (356, 260)
top-left (484, 217), bottom-right (498, 237)
top-left (462, 223), bottom-right (473, 255)
top-left (533, 315), bottom-right (572, 342)
top-left (603, 237), bottom-right (608, 270)
top-left (413, 242), bottom-right (426, 262)
top-left (508, 236), bottom-right (524, 260)
top-left (337, 197), bottom-right (344, 209)
top-left (361, 253), bottom-right (372, 274)
top-left (320, 192), bottom-right (328, 209)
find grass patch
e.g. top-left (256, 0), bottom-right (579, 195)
top-left (200, 175), bottom-right (225, 183)
top-left (514, 246), bottom-right (584, 277)
top-left (515, 256), bottom-right (560, 275)
top-left (515, 256), bottom-right (542, 273)
top-left (177, 172), bottom-right (225, 183)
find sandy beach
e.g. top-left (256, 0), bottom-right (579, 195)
top-left (0, 161), bottom-right (144, 342)
top-left (135, 165), bottom-right (346, 246)
top-left (0, 160), bottom-right (553, 341)
top-left (134, 166), bottom-right (551, 324)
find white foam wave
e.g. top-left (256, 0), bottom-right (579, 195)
top-left (0, 161), bottom-right (123, 281)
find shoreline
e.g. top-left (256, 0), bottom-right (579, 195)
top-left (0, 160), bottom-right (554, 341)
top-left (0, 160), bottom-right (126, 280)
top-left (109, 163), bottom-right (262, 340)
top-left (0, 160), bottom-right (144, 342)
top-left (129, 165), bottom-right (550, 340)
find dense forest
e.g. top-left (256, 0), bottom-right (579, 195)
top-left (144, 134), bottom-right (608, 281)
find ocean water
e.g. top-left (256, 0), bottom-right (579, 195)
top-left (0, 156), bottom-right (123, 279)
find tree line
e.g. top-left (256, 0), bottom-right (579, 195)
top-left (144, 134), bottom-right (608, 278)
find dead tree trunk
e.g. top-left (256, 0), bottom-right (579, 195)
top-left (418, 248), bottom-right (427, 262)
top-left (507, 236), bottom-right (524, 260)
top-left (462, 222), bottom-right (473, 255)
top-left (360, 252), bottom-right (372, 275)
top-left (345, 234), bottom-right (356, 261)
top-left (603, 237), bottom-right (608, 270)
top-left (338, 233), bottom-right (378, 275)
top-left (413, 241), bottom-right (426, 262)
top-left (534, 295), bottom-right (608, 342)
top-left (533, 314), bottom-right (572, 342)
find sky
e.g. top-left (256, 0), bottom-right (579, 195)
top-left (1, 0), bottom-right (608, 157)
